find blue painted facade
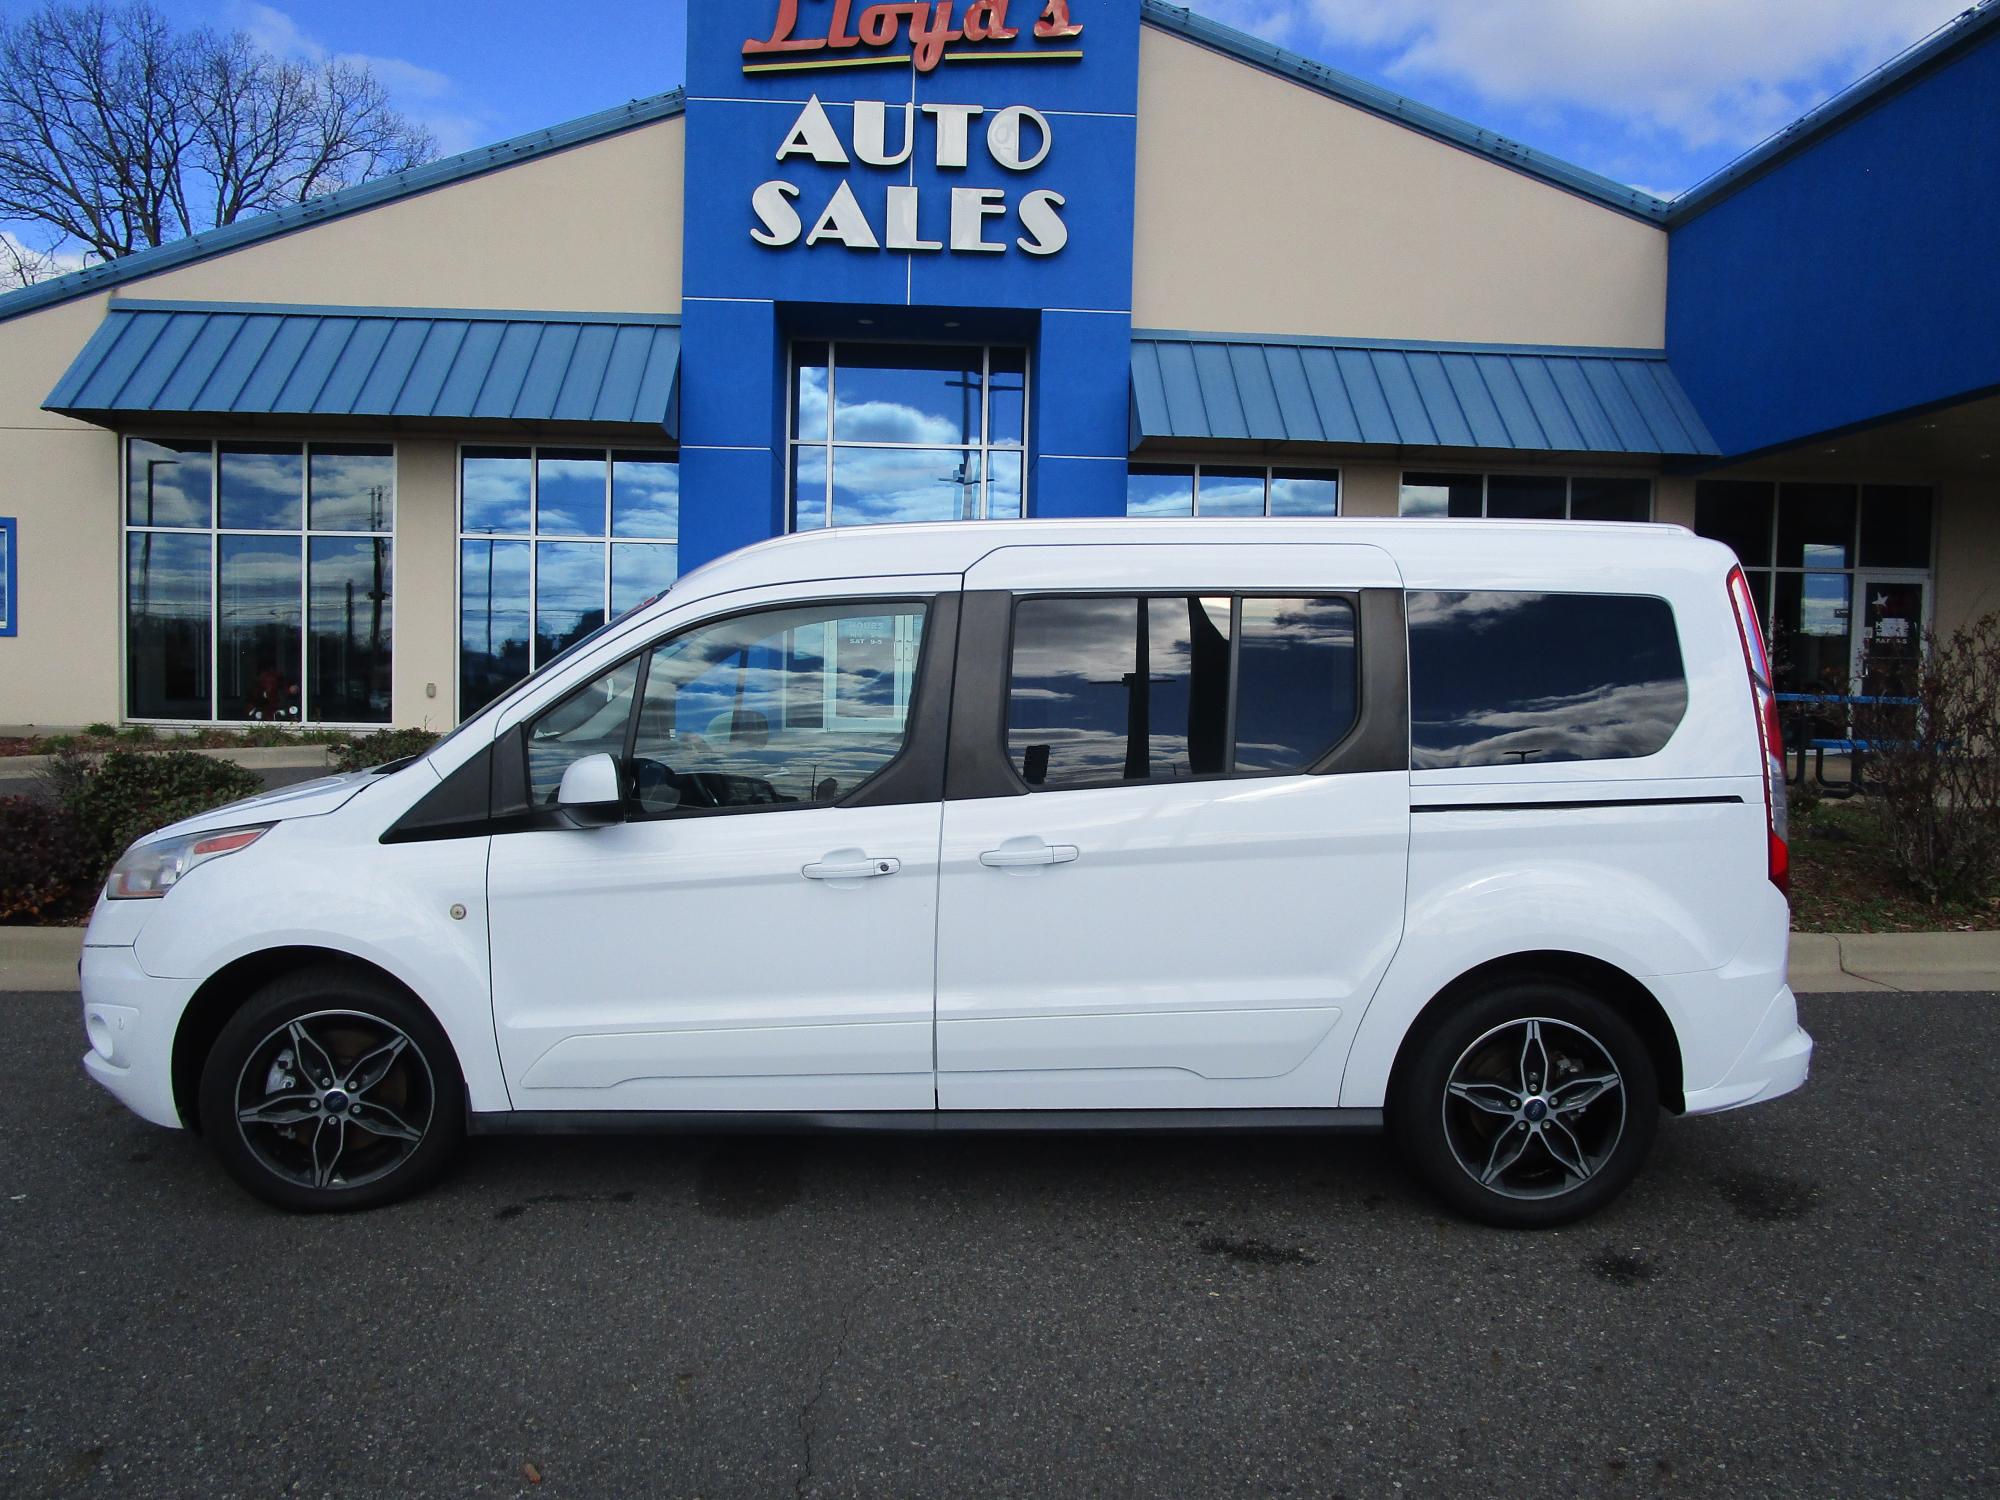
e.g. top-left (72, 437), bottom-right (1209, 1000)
top-left (677, 0), bottom-right (1142, 567)
top-left (1666, 12), bottom-right (2000, 458)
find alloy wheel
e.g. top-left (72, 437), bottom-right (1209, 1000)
top-left (1440, 1016), bottom-right (1626, 1201)
top-left (233, 1010), bottom-right (436, 1192)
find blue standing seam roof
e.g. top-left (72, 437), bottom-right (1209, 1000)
top-left (1130, 334), bottom-right (1721, 457)
top-left (44, 302), bottom-right (682, 432)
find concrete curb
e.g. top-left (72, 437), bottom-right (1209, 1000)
top-left (0, 928), bottom-right (83, 993)
top-left (1787, 930), bottom-right (2000, 993)
top-left (6, 926), bottom-right (1999, 997)
top-left (1, 745), bottom-right (336, 775)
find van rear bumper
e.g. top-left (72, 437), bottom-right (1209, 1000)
top-left (1680, 984), bottom-right (1812, 1115)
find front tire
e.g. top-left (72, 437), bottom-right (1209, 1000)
top-left (198, 967), bottom-right (465, 1212)
top-left (1390, 979), bottom-right (1659, 1229)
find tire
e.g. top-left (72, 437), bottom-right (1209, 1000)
top-left (197, 966), bottom-right (465, 1212)
top-left (1389, 978), bottom-right (1659, 1229)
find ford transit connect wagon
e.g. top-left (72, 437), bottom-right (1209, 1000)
top-left (80, 520), bottom-right (1810, 1227)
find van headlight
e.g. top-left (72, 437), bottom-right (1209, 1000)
top-left (106, 825), bottom-right (272, 900)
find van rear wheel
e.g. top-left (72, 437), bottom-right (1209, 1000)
top-left (1391, 979), bottom-right (1658, 1228)
top-left (197, 967), bottom-right (464, 1212)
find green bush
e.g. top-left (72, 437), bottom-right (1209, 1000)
top-left (0, 797), bottom-right (95, 923)
top-left (45, 749), bottom-right (263, 867)
top-left (329, 728), bottom-right (439, 773)
top-left (1854, 612), bottom-right (2000, 904)
top-left (83, 722), bottom-right (116, 737)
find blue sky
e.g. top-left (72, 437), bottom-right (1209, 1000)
top-left (197, 0), bottom-right (1975, 201)
top-left (2, 0), bottom-right (1980, 267)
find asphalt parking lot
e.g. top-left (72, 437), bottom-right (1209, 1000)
top-left (2, 992), bottom-right (1994, 1499)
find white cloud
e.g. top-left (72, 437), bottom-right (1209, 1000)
top-left (1236, 0), bottom-right (1966, 151)
top-left (0, 229), bottom-right (92, 288)
top-left (232, 3), bottom-right (489, 156)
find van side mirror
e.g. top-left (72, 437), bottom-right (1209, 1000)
top-left (556, 753), bottom-right (625, 827)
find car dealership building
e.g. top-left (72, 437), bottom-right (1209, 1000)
top-left (0, 0), bottom-right (1994, 731)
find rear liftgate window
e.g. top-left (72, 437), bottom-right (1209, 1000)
top-left (1007, 595), bottom-right (1359, 790)
top-left (1408, 592), bottom-right (1688, 769)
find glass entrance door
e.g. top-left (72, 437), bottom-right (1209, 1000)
top-left (1854, 575), bottom-right (1928, 736)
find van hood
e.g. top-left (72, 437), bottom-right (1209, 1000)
top-left (139, 765), bottom-right (406, 842)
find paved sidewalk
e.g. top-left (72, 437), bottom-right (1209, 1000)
top-left (7, 927), bottom-right (1998, 996)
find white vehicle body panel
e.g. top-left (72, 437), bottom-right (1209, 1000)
top-left (74, 518), bottom-right (1808, 1145)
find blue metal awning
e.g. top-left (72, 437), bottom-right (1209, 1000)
top-left (45, 301), bottom-right (681, 433)
top-left (1131, 333), bottom-right (1720, 457)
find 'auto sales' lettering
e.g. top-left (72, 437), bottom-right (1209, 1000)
top-left (750, 96), bottom-right (1069, 257)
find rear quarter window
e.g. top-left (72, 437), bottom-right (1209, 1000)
top-left (1408, 591), bottom-right (1688, 769)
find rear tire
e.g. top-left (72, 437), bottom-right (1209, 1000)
top-left (198, 966), bottom-right (465, 1212)
top-left (1390, 978), bottom-right (1658, 1229)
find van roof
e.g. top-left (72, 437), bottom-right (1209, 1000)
top-left (673, 517), bottom-right (1721, 599)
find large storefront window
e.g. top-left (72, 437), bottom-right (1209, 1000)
top-left (1696, 480), bottom-right (1934, 705)
top-left (790, 343), bottom-right (1026, 528)
top-left (459, 447), bottom-right (679, 716)
top-left (124, 440), bottom-right (394, 723)
top-left (1399, 471), bottom-right (1651, 520)
top-left (1125, 464), bottom-right (1339, 517)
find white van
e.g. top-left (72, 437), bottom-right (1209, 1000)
top-left (79, 519), bottom-right (1809, 1227)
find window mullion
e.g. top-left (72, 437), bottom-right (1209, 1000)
top-left (527, 446), bottom-right (539, 671)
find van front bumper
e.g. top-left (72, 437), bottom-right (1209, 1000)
top-left (80, 944), bottom-right (197, 1130)
top-left (1680, 984), bottom-right (1813, 1115)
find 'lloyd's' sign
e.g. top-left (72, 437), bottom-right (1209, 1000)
top-left (745, 0), bottom-right (1084, 75)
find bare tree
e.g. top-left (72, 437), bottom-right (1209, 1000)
top-left (0, 0), bottom-right (436, 273)
top-left (1, 226), bottom-right (73, 286)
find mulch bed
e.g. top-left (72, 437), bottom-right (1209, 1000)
top-left (1788, 798), bottom-right (2000, 933)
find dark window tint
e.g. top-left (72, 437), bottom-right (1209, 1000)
top-left (1485, 475), bottom-right (1564, 520)
top-left (1008, 596), bottom-right (1231, 789)
top-left (1569, 477), bottom-right (1651, 523)
top-left (1695, 480), bottom-right (1775, 568)
top-left (1860, 485), bottom-right (1933, 569)
top-left (1409, 592), bottom-right (1687, 768)
top-left (1777, 483), bottom-right (1856, 569)
top-left (1233, 598), bottom-right (1358, 772)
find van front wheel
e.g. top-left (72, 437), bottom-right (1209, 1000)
top-left (1391, 980), bottom-right (1658, 1229)
top-left (197, 967), bottom-right (465, 1212)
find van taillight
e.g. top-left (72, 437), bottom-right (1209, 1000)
top-left (1727, 566), bottom-right (1789, 897)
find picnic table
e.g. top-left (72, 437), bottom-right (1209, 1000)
top-left (1774, 692), bottom-right (1920, 797)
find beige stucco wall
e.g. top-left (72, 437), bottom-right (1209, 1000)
top-left (0, 293), bottom-right (121, 727)
top-left (1933, 476), bottom-right (2000, 637)
top-left (132, 116), bottom-right (684, 313)
top-left (1132, 28), bottom-right (1668, 347)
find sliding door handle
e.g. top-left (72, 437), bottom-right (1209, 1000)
top-left (979, 843), bottom-right (1080, 869)
top-left (803, 856), bottom-right (900, 881)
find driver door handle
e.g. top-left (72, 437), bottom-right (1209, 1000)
top-left (979, 843), bottom-right (1080, 869)
top-left (802, 856), bottom-right (901, 881)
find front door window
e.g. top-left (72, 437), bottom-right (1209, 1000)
top-left (525, 600), bottom-right (929, 812)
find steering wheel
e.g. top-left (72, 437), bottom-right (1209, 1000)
top-left (630, 756), bottom-right (722, 812)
